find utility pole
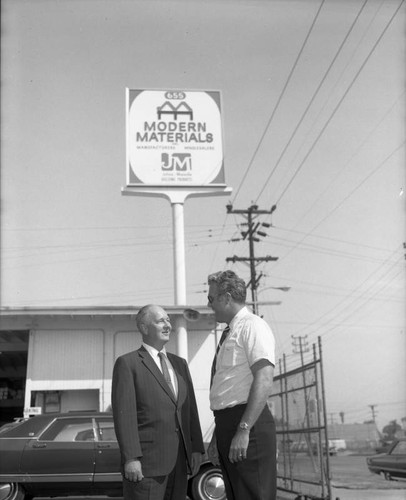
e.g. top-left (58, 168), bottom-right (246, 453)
top-left (369, 404), bottom-right (378, 424)
top-left (226, 204), bottom-right (278, 315)
top-left (292, 335), bottom-right (310, 366)
top-left (292, 335), bottom-right (312, 445)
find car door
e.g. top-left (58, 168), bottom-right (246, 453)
top-left (93, 416), bottom-right (122, 492)
top-left (20, 416), bottom-right (96, 493)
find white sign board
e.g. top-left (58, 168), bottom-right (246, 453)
top-left (126, 89), bottom-right (225, 187)
top-left (24, 406), bottom-right (42, 417)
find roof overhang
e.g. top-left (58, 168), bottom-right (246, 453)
top-left (0, 305), bottom-right (213, 320)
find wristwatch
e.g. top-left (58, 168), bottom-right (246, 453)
top-left (239, 421), bottom-right (250, 431)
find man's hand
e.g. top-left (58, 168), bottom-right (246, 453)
top-left (207, 433), bottom-right (220, 466)
top-left (190, 452), bottom-right (203, 476)
top-left (229, 429), bottom-right (249, 463)
top-left (124, 459), bottom-right (143, 482)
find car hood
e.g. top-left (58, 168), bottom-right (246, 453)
top-left (367, 453), bottom-right (391, 461)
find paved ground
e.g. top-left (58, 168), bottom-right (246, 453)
top-left (278, 488), bottom-right (405, 500)
top-left (276, 453), bottom-right (406, 499)
top-left (331, 486), bottom-right (406, 499)
top-left (37, 454), bottom-right (406, 500)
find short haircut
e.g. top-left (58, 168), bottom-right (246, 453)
top-left (136, 304), bottom-right (154, 332)
top-left (208, 270), bottom-right (246, 303)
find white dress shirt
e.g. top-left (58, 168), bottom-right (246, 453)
top-left (142, 343), bottom-right (178, 398)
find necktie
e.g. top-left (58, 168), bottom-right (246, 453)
top-left (158, 352), bottom-right (176, 398)
top-left (210, 326), bottom-right (230, 387)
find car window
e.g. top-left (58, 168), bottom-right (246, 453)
top-left (39, 418), bottom-right (94, 442)
top-left (392, 441), bottom-right (406, 455)
top-left (96, 419), bottom-right (117, 442)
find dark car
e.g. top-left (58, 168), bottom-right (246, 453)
top-left (367, 438), bottom-right (406, 481)
top-left (0, 419), bottom-right (26, 436)
top-left (0, 412), bottom-right (225, 500)
top-left (375, 440), bottom-right (394, 454)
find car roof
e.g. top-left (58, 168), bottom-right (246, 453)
top-left (0, 412), bottom-right (113, 438)
top-left (36, 411), bottom-right (112, 417)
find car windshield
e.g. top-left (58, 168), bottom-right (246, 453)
top-left (391, 441), bottom-right (406, 455)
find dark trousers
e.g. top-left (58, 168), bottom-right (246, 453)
top-left (214, 404), bottom-right (277, 500)
top-left (123, 440), bottom-right (188, 500)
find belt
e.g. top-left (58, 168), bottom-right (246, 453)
top-left (213, 403), bottom-right (247, 416)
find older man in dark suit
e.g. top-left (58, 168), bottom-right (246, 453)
top-left (112, 304), bottom-right (204, 500)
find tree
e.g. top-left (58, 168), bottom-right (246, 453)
top-left (382, 420), bottom-right (401, 440)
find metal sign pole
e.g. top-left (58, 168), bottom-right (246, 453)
top-left (172, 200), bottom-right (187, 359)
top-left (122, 186), bottom-right (232, 360)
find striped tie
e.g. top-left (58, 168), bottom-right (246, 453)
top-left (210, 326), bottom-right (230, 387)
top-left (158, 352), bottom-right (176, 398)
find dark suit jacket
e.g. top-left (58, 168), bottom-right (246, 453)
top-left (112, 346), bottom-right (204, 476)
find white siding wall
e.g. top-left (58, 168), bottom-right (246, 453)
top-left (187, 329), bottom-right (216, 442)
top-left (113, 329), bottom-right (178, 360)
top-left (113, 330), bottom-right (142, 360)
top-left (28, 329), bottom-right (104, 389)
top-left (60, 389), bottom-right (99, 412)
top-left (4, 312), bottom-right (217, 431)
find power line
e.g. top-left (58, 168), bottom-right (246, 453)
top-left (272, 220), bottom-right (405, 254)
top-left (311, 267), bottom-right (403, 343)
top-left (273, 0), bottom-right (405, 206)
top-left (268, 139), bottom-right (405, 269)
top-left (271, 0), bottom-right (389, 201)
top-left (253, 85), bottom-right (404, 258)
top-left (319, 268), bottom-right (404, 342)
top-left (232, 0), bottom-right (327, 203)
top-left (255, 0), bottom-right (370, 202)
top-left (289, 245), bottom-right (403, 339)
top-left (261, 233), bottom-right (402, 267)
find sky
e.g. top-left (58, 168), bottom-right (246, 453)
top-left (1, 0), bottom-right (405, 431)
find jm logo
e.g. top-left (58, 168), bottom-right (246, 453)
top-left (161, 153), bottom-right (192, 171)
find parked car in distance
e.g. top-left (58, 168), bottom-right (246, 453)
top-left (367, 438), bottom-right (406, 481)
top-left (0, 412), bottom-right (226, 500)
top-left (308, 442), bottom-right (337, 456)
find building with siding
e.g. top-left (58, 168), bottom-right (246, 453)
top-left (328, 422), bottom-right (381, 452)
top-left (0, 306), bottom-right (218, 442)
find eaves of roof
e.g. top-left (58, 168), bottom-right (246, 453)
top-left (0, 305), bottom-right (213, 318)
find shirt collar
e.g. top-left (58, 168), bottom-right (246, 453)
top-left (229, 306), bottom-right (249, 330)
top-left (142, 342), bottom-right (167, 359)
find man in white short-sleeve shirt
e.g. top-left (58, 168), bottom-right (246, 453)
top-left (207, 270), bottom-right (277, 500)
top-left (210, 306), bottom-right (275, 410)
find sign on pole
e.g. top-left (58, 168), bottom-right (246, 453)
top-left (126, 89), bottom-right (225, 187)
